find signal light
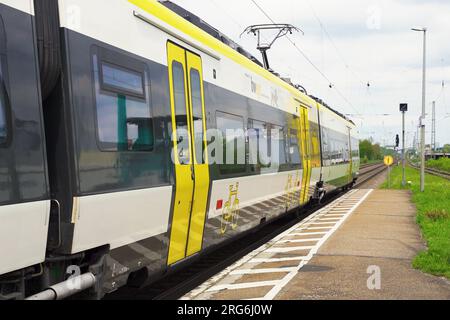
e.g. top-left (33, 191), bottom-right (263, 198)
top-left (216, 200), bottom-right (223, 210)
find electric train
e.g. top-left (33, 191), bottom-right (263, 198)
top-left (0, 0), bottom-right (359, 300)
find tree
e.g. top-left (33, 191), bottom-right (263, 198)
top-left (360, 140), bottom-right (374, 160)
top-left (360, 139), bottom-right (393, 161)
top-left (372, 143), bottom-right (382, 160)
top-left (443, 144), bottom-right (450, 153)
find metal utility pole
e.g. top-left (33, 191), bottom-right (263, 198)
top-left (412, 27), bottom-right (427, 192)
top-left (431, 101), bottom-right (436, 155)
top-left (416, 123), bottom-right (420, 152)
top-left (400, 104), bottom-right (408, 186)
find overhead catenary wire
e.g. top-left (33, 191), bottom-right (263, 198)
top-left (209, 0), bottom-right (273, 57)
top-left (249, 0), bottom-right (361, 116)
top-left (305, 0), bottom-right (367, 88)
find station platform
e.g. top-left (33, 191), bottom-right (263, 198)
top-left (183, 188), bottom-right (450, 300)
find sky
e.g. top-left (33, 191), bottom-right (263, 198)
top-left (169, 0), bottom-right (450, 148)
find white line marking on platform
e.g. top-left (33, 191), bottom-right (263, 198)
top-left (286, 232), bottom-right (327, 236)
top-left (304, 221), bottom-right (337, 226)
top-left (206, 280), bottom-right (280, 292)
top-left (318, 218), bottom-right (342, 222)
top-left (265, 246), bottom-right (315, 253)
top-left (230, 267), bottom-right (298, 275)
top-left (182, 189), bottom-right (373, 301)
top-left (277, 238), bottom-right (322, 243)
top-left (303, 226), bottom-right (334, 230)
top-left (249, 256), bottom-right (308, 263)
top-left (262, 189), bottom-right (373, 300)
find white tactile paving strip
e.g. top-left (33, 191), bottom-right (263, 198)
top-left (182, 189), bottom-right (373, 301)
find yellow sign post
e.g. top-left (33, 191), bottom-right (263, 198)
top-left (384, 156), bottom-right (394, 188)
top-left (384, 156), bottom-right (394, 166)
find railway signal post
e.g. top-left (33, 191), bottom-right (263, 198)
top-left (400, 103), bottom-right (408, 186)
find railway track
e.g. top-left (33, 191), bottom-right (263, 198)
top-left (408, 160), bottom-right (450, 180)
top-left (423, 167), bottom-right (450, 180)
top-left (105, 163), bottom-right (387, 301)
top-left (355, 162), bottom-right (386, 187)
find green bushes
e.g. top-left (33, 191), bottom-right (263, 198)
top-left (426, 157), bottom-right (450, 173)
top-left (360, 139), bottom-right (395, 163)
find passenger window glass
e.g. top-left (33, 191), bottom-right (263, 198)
top-left (0, 62), bottom-right (7, 145)
top-left (248, 119), bottom-right (270, 167)
top-left (289, 129), bottom-right (302, 166)
top-left (190, 69), bottom-right (205, 164)
top-left (93, 54), bottom-right (154, 152)
top-left (216, 112), bottom-right (245, 175)
top-left (309, 122), bottom-right (321, 167)
top-left (172, 61), bottom-right (190, 165)
top-left (352, 138), bottom-right (360, 159)
top-left (101, 63), bottom-right (145, 97)
top-left (272, 125), bottom-right (287, 166)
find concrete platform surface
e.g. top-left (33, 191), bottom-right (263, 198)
top-left (276, 190), bottom-right (450, 300)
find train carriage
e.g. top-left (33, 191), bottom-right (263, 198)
top-left (0, 0), bottom-right (359, 300)
top-left (0, 0), bottom-right (50, 284)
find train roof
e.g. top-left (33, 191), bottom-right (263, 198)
top-left (308, 96), bottom-right (355, 125)
top-left (158, 0), bottom-right (354, 126)
top-left (160, 1), bottom-right (264, 67)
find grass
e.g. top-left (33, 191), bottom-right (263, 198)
top-left (426, 157), bottom-right (450, 173)
top-left (380, 165), bottom-right (450, 279)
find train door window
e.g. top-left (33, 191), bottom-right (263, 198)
top-left (0, 65), bottom-right (6, 146)
top-left (289, 129), bottom-right (302, 167)
top-left (216, 111), bottom-right (245, 175)
top-left (0, 21), bottom-right (8, 147)
top-left (271, 124), bottom-right (288, 167)
top-left (321, 127), bottom-right (331, 167)
top-left (247, 119), bottom-right (257, 170)
top-left (172, 61), bottom-right (190, 165)
top-left (248, 119), bottom-right (270, 167)
top-left (190, 68), bottom-right (205, 164)
top-left (310, 122), bottom-right (321, 167)
top-left (351, 138), bottom-right (360, 160)
top-left (92, 52), bottom-right (154, 152)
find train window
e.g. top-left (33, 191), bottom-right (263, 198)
top-left (325, 130), bottom-right (349, 166)
top-left (190, 68), bottom-right (205, 164)
top-left (248, 119), bottom-right (270, 167)
top-left (93, 54), bottom-right (154, 152)
top-left (0, 59), bottom-right (8, 146)
top-left (272, 125), bottom-right (288, 167)
top-left (0, 96), bottom-right (6, 145)
top-left (309, 122), bottom-right (322, 167)
top-left (101, 62), bottom-right (145, 98)
top-left (289, 129), bottom-right (302, 166)
top-left (351, 138), bottom-right (360, 159)
top-left (172, 61), bottom-right (190, 165)
top-left (216, 111), bottom-right (245, 175)
top-left (321, 127), bottom-right (331, 167)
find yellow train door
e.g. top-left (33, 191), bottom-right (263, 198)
top-left (300, 107), bottom-right (312, 205)
top-left (347, 127), bottom-right (353, 184)
top-left (167, 42), bottom-right (210, 265)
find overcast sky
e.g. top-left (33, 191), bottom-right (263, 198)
top-left (170, 0), bottom-right (450, 148)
